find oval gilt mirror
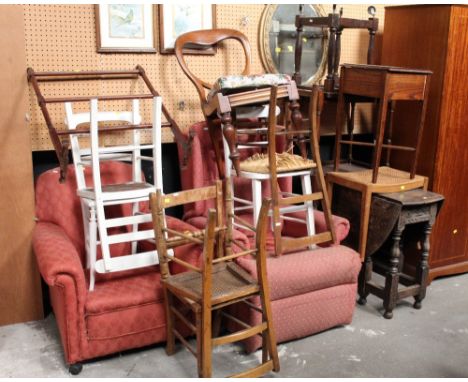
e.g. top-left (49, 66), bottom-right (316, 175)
top-left (259, 4), bottom-right (328, 86)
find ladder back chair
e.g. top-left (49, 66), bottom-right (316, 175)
top-left (174, 28), bottom-right (305, 179)
top-left (233, 85), bottom-right (336, 256)
top-left (150, 181), bottom-right (279, 378)
top-left (66, 96), bottom-right (163, 290)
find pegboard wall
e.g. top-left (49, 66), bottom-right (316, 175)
top-left (23, 4), bottom-right (386, 151)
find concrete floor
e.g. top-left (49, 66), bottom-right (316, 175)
top-left (1, 273), bottom-right (468, 378)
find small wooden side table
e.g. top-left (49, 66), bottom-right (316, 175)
top-left (357, 188), bottom-right (444, 319)
top-left (334, 64), bottom-right (432, 183)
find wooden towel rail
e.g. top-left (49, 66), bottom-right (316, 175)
top-left (27, 65), bottom-right (193, 181)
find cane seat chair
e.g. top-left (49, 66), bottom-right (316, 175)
top-left (150, 181), bottom-right (279, 378)
top-left (174, 28), bottom-right (306, 180)
top-left (65, 96), bottom-right (163, 290)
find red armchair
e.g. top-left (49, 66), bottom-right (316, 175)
top-left (32, 162), bottom-right (203, 374)
top-left (178, 122), bottom-right (361, 352)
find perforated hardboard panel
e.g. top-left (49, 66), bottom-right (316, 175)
top-left (23, 4), bottom-right (385, 151)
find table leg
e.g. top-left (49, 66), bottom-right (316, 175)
top-left (358, 189), bottom-right (372, 261)
top-left (383, 225), bottom-right (403, 319)
top-left (289, 99), bottom-right (307, 159)
top-left (414, 220), bottom-right (432, 309)
top-left (358, 255), bottom-right (373, 305)
top-left (371, 95), bottom-right (389, 183)
top-left (334, 92), bottom-right (346, 171)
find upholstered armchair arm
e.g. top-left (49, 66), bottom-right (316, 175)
top-left (281, 210), bottom-right (350, 244)
top-left (33, 222), bottom-right (87, 298)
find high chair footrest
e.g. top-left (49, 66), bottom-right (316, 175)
top-left (212, 322), bottom-right (267, 346)
top-left (95, 251), bottom-right (158, 273)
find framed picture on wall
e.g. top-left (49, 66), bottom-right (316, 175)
top-left (95, 4), bottom-right (156, 53)
top-left (159, 4), bottom-right (216, 54)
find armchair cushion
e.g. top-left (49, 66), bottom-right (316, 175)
top-left (84, 271), bottom-right (165, 341)
top-left (85, 271), bottom-right (163, 314)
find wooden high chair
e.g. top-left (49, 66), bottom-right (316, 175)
top-left (150, 181), bottom-right (279, 378)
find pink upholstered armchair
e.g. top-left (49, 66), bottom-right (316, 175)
top-left (178, 122), bottom-right (361, 352)
top-left (32, 162), bottom-right (203, 374)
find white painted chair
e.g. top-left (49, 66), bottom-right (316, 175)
top-left (65, 97), bottom-right (163, 290)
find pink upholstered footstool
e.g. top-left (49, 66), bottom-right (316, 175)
top-left (233, 245), bottom-right (361, 352)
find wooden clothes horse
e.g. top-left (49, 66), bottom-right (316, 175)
top-left (174, 28), bottom-right (307, 180)
top-left (150, 181), bottom-right (279, 378)
top-left (27, 65), bottom-right (193, 182)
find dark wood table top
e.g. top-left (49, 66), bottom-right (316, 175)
top-left (341, 63), bottom-right (433, 75)
top-left (378, 188), bottom-right (444, 206)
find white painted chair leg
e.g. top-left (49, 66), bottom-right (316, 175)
top-left (88, 204), bottom-right (97, 291)
top-left (301, 174), bottom-right (316, 249)
top-left (131, 202), bottom-right (139, 254)
top-left (81, 202), bottom-right (91, 269)
top-left (252, 179), bottom-right (262, 226)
